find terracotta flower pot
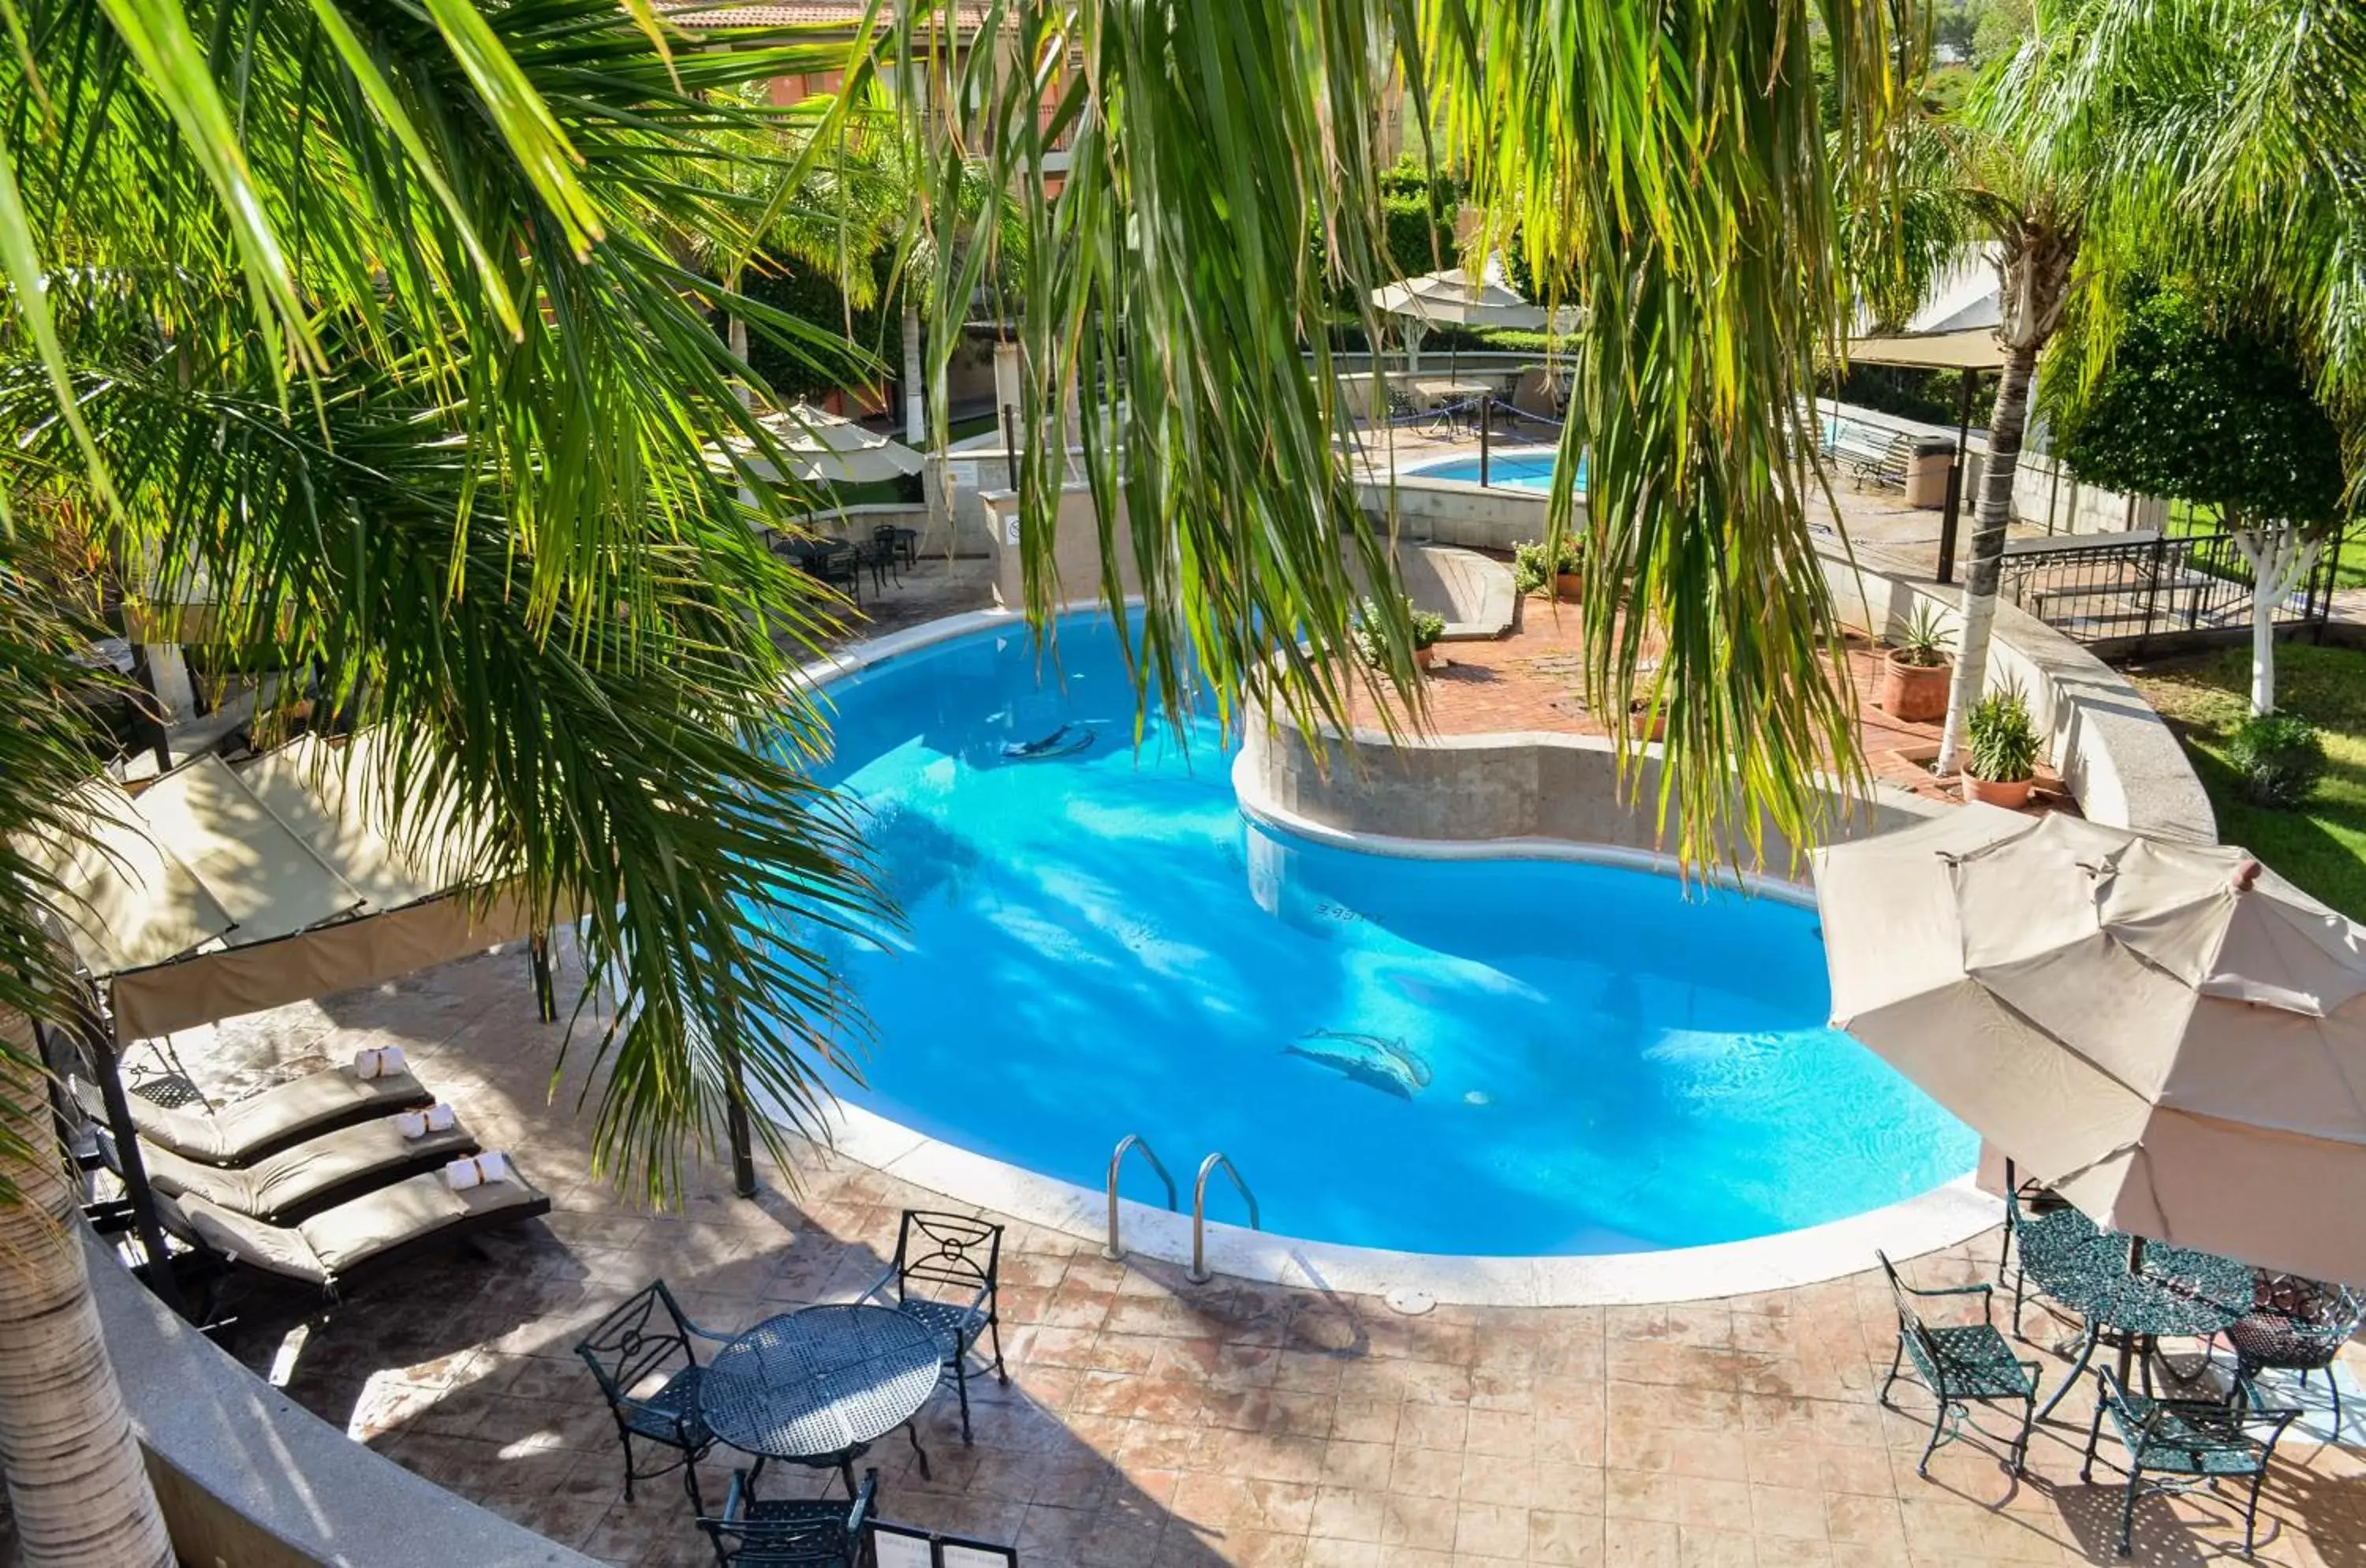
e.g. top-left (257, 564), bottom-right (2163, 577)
top-left (1961, 775), bottom-right (2035, 809)
top-left (1879, 649), bottom-right (1952, 722)
top-left (1554, 571), bottom-right (1583, 602)
top-left (1628, 705), bottom-right (1666, 741)
top-left (1413, 644), bottom-right (1438, 671)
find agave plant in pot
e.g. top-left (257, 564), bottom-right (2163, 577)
top-left (1962, 683), bottom-right (2041, 808)
top-left (1878, 605), bottom-right (1954, 722)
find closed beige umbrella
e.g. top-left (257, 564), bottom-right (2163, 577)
top-left (1813, 808), bottom-right (2366, 1282)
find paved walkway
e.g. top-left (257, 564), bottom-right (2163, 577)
top-left (161, 954), bottom-right (2361, 1568)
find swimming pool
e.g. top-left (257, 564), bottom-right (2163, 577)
top-left (1406, 448), bottom-right (1576, 492)
top-left (797, 613), bottom-right (1975, 1259)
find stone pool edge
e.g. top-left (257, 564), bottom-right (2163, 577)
top-left (793, 603), bottom-right (2000, 1308)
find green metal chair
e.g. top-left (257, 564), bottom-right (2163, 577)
top-left (1876, 1250), bottom-right (2043, 1477)
top-left (2002, 1184), bottom-right (2105, 1337)
top-left (2081, 1368), bottom-right (2301, 1558)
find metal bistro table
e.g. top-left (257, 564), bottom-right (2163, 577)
top-left (699, 1304), bottom-right (945, 1494)
top-left (2026, 1221), bottom-right (2252, 1422)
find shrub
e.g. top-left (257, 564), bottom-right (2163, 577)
top-left (1349, 596), bottom-right (1447, 668)
top-left (2228, 712), bottom-right (2327, 808)
top-left (1513, 537), bottom-right (1582, 595)
top-left (1967, 684), bottom-right (2040, 783)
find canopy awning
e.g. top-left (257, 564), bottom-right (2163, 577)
top-left (1844, 326), bottom-right (2012, 371)
top-left (37, 734), bottom-right (537, 1043)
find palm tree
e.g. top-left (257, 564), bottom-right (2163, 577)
top-left (0, 0), bottom-right (914, 1552)
top-left (883, 0), bottom-right (1908, 868)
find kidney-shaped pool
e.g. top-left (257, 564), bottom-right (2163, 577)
top-left (792, 612), bottom-right (1975, 1258)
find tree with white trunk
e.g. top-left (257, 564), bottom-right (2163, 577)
top-left (2051, 286), bottom-right (2346, 716)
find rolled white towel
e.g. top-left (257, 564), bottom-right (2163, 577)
top-left (442, 1151), bottom-right (513, 1191)
top-left (396, 1103), bottom-right (457, 1140)
top-left (352, 1044), bottom-right (409, 1081)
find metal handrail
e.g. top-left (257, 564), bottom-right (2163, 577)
top-left (1189, 1152), bottom-right (1262, 1284)
top-left (1103, 1133), bottom-right (1177, 1261)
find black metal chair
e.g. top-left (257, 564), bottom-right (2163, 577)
top-left (575, 1281), bottom-right (730, 1513)
top-left (772, 534), bottom-right (864, 607)
top-left (699, 1466), bottom-right (877, 1568)
top-left (2082, 1367), bottom-right (2301, 1558)
top-left (1875, 1250), bottom-right (2042, 1478)
top-left (2222, 1274), bottom-right (2364, 1434)
top-left (860, 1210), bottom-right (1006, 1443)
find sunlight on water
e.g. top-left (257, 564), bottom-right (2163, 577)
top-left (786, 614), bottom-right (1975, 1256)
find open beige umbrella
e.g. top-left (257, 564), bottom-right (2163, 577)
top-left (705, 405), bottom-right (924, 487)
top-left (1370, 257), bottom-right (1579, 373)
top-left (1813, 807), bottom-right (2366, 1282)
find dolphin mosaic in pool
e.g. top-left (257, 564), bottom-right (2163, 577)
top-left (1284, 1030), bottom-right (1434, 1099)
top-left (999, 722), bottom-right (1095, 761)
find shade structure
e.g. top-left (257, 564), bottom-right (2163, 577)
top-left (1843, 326), bottom-right (2011, 371)
top-left (32, 734), bottom-right (536, 1043)
top-left (706, 405), bottom-right (924, 487)
top-left (1813, 808), bottom-right (2366, 1282)
top-left (1370, 259), bottom-right (1577, 333)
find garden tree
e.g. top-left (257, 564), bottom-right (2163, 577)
top-left (884, 0), bottom-right (1909, 868)
top-left (0, 2), bottom-right (927, 1556)
top-left (2051, 289), bottom-right (2346, 715)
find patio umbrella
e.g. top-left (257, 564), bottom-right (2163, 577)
top-left (1369, 257), bottom-right (1577, 375)
top-left (705, 406), bottom-right (924, 488)
top-left (1812, 806), bottom-right (2366, 1283)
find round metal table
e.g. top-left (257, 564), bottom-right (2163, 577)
top-left (699, 1304), bottom-right (944, 1488)
top-left (2026, 1224), bottom-right (2252, 1421)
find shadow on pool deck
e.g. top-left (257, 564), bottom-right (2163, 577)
top-left (160, 940), bottom-right (2366, 1568)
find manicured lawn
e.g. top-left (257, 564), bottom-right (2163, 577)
top-left (2129, 641), bottom-right (2366, 917)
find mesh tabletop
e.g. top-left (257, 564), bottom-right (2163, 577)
top-left (2025, 1230), bottom-right (2253, 1338)
top-left (700, 1305), bottom-right (944, 1461)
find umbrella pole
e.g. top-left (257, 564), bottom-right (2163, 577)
top-left (1937, 368), bottom-right (1976, 585)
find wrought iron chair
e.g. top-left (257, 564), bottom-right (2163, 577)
top-left (2082, 1367), bottom-right (2301, 1558)
top-left (2223, 1274), bottom-right (2364, 1434)
top-left (575, 1280), bottom-right (730, 1513)
top-left (860, 1210), bottom-right (1006, 1443)
top-left (1875, 1250), bottom-right (2043, 1478)
top-left (699, 1466), bottom-right (877, 1568)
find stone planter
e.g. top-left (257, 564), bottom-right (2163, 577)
top-left (1962, 774), bottom-right (2035, 810)
top-left (1879, 650), bottom-right (1951, 722)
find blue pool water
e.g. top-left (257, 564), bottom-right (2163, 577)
top-left (1409, 449), bottom-right (1578, 492)
top-left (797, 614), bottom-right (1975, 1256)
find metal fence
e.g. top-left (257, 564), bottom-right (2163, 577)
top-left (1996, 528), bottom-right (2345, 653)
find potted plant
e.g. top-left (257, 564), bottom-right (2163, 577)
top-left (1879, 605), bottom-right (1954, 722)
top-left (1350, 596), bottom-right (1449, 671)
top-left (1513, 538), bottom-right (1584, 600)
top-left (1963, 683), bottom-right (2040, 808)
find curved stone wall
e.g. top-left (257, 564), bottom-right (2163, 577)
top-left (86, 1234), bottom-right (594, 1568)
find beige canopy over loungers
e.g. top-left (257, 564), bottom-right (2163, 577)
top-left (1815, 806), bottom-right (2366, 1283)
top-left (28, 733), bottom-right (539, 1043)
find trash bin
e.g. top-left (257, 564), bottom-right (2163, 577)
top-left (1904, 438), bottom-right (1956, 509)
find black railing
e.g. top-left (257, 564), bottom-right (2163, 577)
top-left (1997, 528), bottom-right (2344, 651)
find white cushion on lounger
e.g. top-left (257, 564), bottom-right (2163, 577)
top-left (160, 1167), bottom-right (547, 1287)
top-left (80, 1065), bottom-right (430, 1164)
top-left (137, 1114), bottom-right (476, 1223)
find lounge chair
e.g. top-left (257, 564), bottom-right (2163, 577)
top-left (157, 1163), bottom-right (550, 1299)
top-left (74, 1062), bottom-right (432, 1167)
top-left (129, 1112), bottom-right (480, 1226)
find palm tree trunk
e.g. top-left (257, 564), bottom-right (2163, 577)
top-left (901, 308), bottom-right (926, 446)
top-left (0, 1019), bottom-right (175, 1568)
top-left (1935, 340), bottom-right (2039, 777)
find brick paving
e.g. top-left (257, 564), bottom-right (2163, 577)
top-left (1353, 609), bottom-right (2069, 812)
top-left (163, 952), bottom-right (2359, 1568)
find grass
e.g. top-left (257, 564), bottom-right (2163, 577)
top-left (2163, 498), bottom-right (2366, 590)
top-left (2129, 640), bottom-right (2366, 917)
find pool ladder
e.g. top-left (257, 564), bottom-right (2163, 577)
top-left (1103, 1134), bottom-right (1262, 1283)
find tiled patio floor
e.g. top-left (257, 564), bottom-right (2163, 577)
top-left (155, 950), bottom-right (2364, 1568)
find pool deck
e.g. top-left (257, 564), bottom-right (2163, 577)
top-left (154, 950), bottom-right (2364, 1568)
